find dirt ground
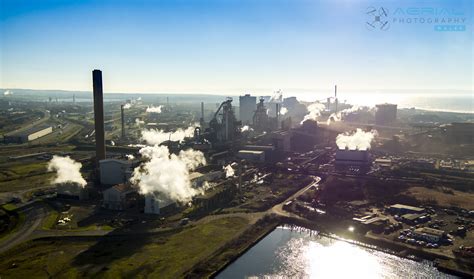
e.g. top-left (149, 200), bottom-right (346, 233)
top-left (404, 186), bottom-right (474, 210)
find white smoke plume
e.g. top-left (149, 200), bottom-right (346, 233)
top-left (269, 90), bottom-right (283, 103)
top-left (326, 105), bottom-right (363, 125)
top-left (47, 156), bottom-right (87, 187)
top-left (135, 118), bottom-right (145, 126)
top-left (141, 125), bottom-right (196, 145)
top-left (146, 105), bottom-right (163, 113)
top-left (123, 103), bottom-right (132, 109)
top-left (241, 125), bottom-right (253, 132)
top-left (224, 164), bottom-right (235, 178)
top-left (280, 107), bottom-right (288, 115)
top-left (131, 145), bottom-right (206, 203)
top-left (301, 103), bottom-right (325, 124)
top-left (3, 90), bottom-right (12, 96)
top-left (336, 128), bottom-right (378, 150)
top-left (126, 154), bottom-right (135, 160)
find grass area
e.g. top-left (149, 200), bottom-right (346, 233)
top-left (1, 203), bottom-right (17, 211)
top-left (41, 209), bottom-right (59, 230)
top-left (0, 217), bottom-right (250, 278)
top-left (404, 186), bottom-right (474, 210)
top-left (0, 172), bottom-right (53, 193)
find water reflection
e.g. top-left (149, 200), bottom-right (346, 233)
top-left (217, 226), bottom-right (457, 279)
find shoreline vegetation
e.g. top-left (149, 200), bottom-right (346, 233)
top-left (190, 214), bottom-right (474, 279)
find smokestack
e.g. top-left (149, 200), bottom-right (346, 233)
top-left (200, 102), bottom-right (205, 128)
top-left (276, 103), bottom-right (280, 128)
top-left (335, 85), bottom-right (338, 114)
top-left (73, 94), bottom-right (75, 103)
top-left (93, 69), bottom-right (106, 162)
top-left (121, 104), bottom-right (125, 139)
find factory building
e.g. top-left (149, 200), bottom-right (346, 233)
top-left (102, 184), bottom-right (137, 210)
top-left (239, 94), bottom-right (257, 125)
top-left (56, 183), bottom-right (89, 200)
top-left (388, 204), bottom-right (425, 215)
top-left (445, 122), bottom-right (474, 144)
top-left (3, 125), bottom-right (53, 144)
top-left (144, 195), bottom-right (174, 215)
top-left (237, 150), bottom-right (265, 163)
top-left (413, 227), bottom-right (446, 243)
top-left (99, 159), bottom-right (135, 186)
top-left (375, 103), bottom-right (397, 125)
top-left (335, 149), bottom-right (371, 167)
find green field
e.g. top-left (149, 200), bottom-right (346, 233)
top-left (0, 216), bottom-right (250, 278)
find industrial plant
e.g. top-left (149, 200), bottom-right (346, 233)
top-left (0, 71), bottom-right (473, 278)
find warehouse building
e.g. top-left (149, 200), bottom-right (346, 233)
top-left (388, 204), bottom-right (425, 215)
top-left (102, 184), bottom-right (138, 210)
top-left (375, 103), bottom-right (397, 125)
top-left (99, 159), bottom-right (137, 185)
top-left (3, 125), bottom-right (53, 144)
top-left (335, 149), bottom-right (371, 167)
top-left (237, 150), bottom-right (265, 163)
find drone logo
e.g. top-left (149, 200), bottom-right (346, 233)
top-left (366, 7), bottom-right (390, 31)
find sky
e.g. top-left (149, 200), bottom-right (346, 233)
top-left (0, 0), bottom-right (472, 95)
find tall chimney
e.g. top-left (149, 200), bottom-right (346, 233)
top-left (93, 69), bottom-right (106, 162)
top-left (335, 85), bottom-right (338, 114)
top-left (121, 104), bottom-right (125, 139)
top-left (276, 103), bottom-right (280, 128)
top-left (200, 102), bottom-right (205, 128)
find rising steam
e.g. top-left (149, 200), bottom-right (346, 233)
top-left (336, 128), bottom-right (378, 150)
top-left (146, 105), bottom-right (163, 113)
top-left (327, 105), bottom-right (363, 125)
top-left (123, 103), bottom-right (132, 109)
top-left (47, 156), bottom-right (87, 187)
top-left (301, 103), bottom-right (325, 124)
top-left (3, 90), bottom-right (12, 96)
top-left (241, 125), bottom-right (253, 132)
top-left (224, 164), bottom-right (235, 177)
top-left (131, 145), bottom-right (206, 203)
top-left (141, 125), bottom-right (196, 145)
top-left (280, 107), bottom-right (288, 115)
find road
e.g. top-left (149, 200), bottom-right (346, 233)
top-left (0, 202), bottom-right (48, 254)
top-left (270, 176), bottom-right (321, 218)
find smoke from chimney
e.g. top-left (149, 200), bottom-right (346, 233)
top-left (146, 105), bottom-right (163, 113)
top-left (301, 103), bottom-right (325, 124)
top-left (141, 125), bottom-right (197, 145)
top-left (130, 145), bottom-right (206, 203)
top-left (47, 156), bottom-right (87, 187)
top-left (336, 128), bottom-right (378, 150)
top-left (224, 164), bottom-right (235, 177)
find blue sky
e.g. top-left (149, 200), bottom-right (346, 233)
top-left (0, 0), bottom-right (472, 94)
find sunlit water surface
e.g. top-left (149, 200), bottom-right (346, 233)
top-left (217, 227), bottom-right (458, 279)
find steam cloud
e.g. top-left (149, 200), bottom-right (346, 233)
top-left (131, 145), bottom-right (206, 203)
top-left (3, 90), bottom-right (12, 96)
top-left (301, 103), bottom-right (325, 124)
top-left (280, 107), bottom-right (288, 115)
top-left (123, 103), bottom-right (132, 109)
top-left (241, 125), bottom-right (253, 132)
top-left (135, 118), bottom-right (145, 126)
top-left (141, 125), bottom-right (196, 145)
top-left (224, 164), bottom-right (235, 177)
top-left (146, 105), bottom-right (163, 113)
top-left (126, 154), bottom-right (135, 160)
top-left (336, 128), bottom-right (378, 150)
top-left (47, 156), bottom-right (86, 187)
top-left (327, 105), bottom-right (363, 125)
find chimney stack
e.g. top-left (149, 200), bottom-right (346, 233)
top-left (121, 104), bottom-right (125, 139)
top-left (93, 69), bottom-right (106, 162)
top-left (335, 85), bottom-right (338, 114)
